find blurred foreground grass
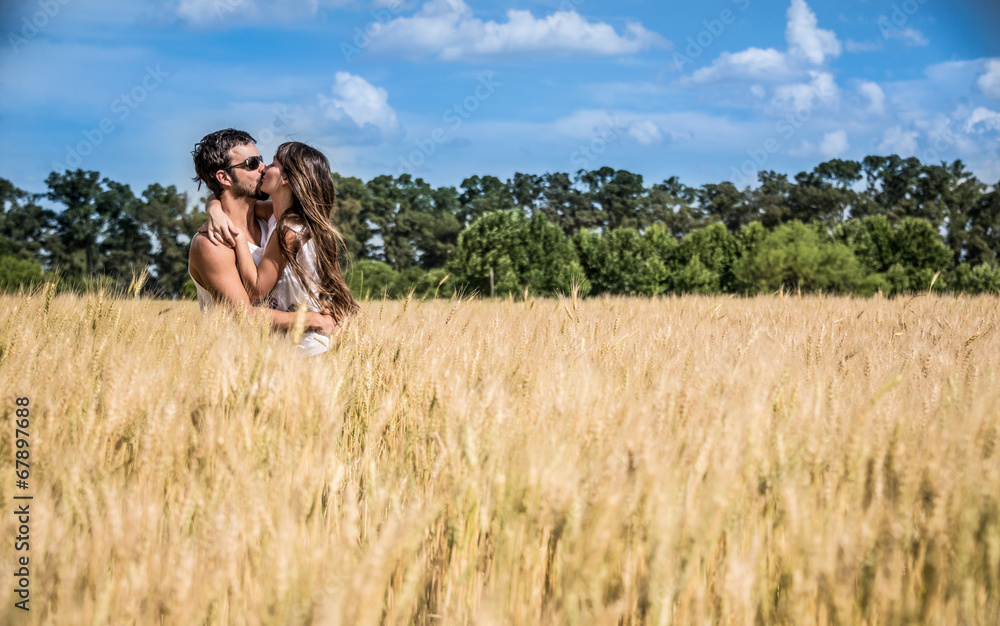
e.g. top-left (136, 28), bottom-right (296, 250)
top-left (1, 289), bottom-right (999, 624)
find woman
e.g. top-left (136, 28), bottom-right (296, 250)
top-left (206, 142), bottom-right (359, 356)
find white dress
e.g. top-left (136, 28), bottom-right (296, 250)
top-left (267, 219), bottom-right (331, 357)
top-left (191, 217), bottom-right (272, 311)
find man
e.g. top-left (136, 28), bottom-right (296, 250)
top-left (188, 128), bottom-right (337, 336)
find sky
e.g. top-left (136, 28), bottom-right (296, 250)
top-left (1, 0), bottom-right (999, 202)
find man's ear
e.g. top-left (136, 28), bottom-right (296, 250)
top-left (215, 169), bottom-right (232, 191)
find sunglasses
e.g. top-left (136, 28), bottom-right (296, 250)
top-left (222, 156), bottom-right (265, 172)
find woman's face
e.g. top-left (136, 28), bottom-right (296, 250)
top-left (260, 157), bottom-right (287, 196)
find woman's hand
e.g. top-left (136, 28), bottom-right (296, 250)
top-left (199, 197), bottom-right (241, 247)
top-left (306, 312), bottom-right (340, 337)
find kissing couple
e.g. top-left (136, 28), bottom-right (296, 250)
top-left (187, 129), bottom-right (358, 356)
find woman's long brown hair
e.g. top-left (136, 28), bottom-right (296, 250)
top-left (274, 141), bottom-right (359, 323)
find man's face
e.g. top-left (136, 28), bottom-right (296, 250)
top-left (222, 143), bottom-right (266, 199)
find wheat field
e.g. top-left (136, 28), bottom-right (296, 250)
top-left (0, 288), bottom-right (998, 624)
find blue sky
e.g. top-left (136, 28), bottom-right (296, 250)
top-left (1, 0), bottom-right (998, 201)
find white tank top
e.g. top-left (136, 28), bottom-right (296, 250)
top-left (269, 223), bottom-right (320, 313)
top-left (268, 221), bottom-right (331, 357)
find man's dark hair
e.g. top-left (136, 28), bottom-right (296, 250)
top-left (191, 129), bottom-right (257, 199)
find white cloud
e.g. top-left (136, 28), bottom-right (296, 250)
top-left (552, 110), bottom-right (624, 139)
top-left (878, 126), bottom-right (919, 156)
top-left (924, 60), bottom-right (972, 82)
top-left (786, 0), bottom-right (841, 64)
top-left (978, 59), bottom-right (1000, 99)
top-left (689, 48), bottom-right (791, 83)
top-left (175, 0), bottom-right (220, 25)
top-left (550, 110), bottom-right (694, 146)
top-left (845, 39), bottom-right (882, 53)
top-left (820, 130), bottom-right (849, 158)
top-left (319, 72), bottom-right (399, 136)
top-left (627, 120), bottom-right (663, 146)
top-left (686, 0), bottom-right (839, 84)
top-left (367, 0), bottom-right (665, 60)
top-left (771, 71), bottom-right (839, 112)
top-left (964, 107), bottom-right (1000, 133)
top-left (886, 27), bottom-right (929, 47)
top-left (174, 0), bottom-right (353, 26)
top-left (858, 81), bottom-right (885, 115)
top-left (788, 140), bottom-right (816, 158)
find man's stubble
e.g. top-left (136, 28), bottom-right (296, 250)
top-left (231, 171), bottom-right (268, 201)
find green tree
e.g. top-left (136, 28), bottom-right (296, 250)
top-left (458, 175), bottom-right (514, 226)
top-left (745, 171), bottom-right (792, 229)
top-left (888, 217), bottom-right (952, 292)
top-left (641, 177), bottom-right (700, 237)
top-left (579, 167), bottom-right (646, 230)
top-left (507, 172), bottom-right (544, 215)
top-left (834, 216), bottom-right (896, 276)
top-left (45, 169), bottom-right (103, 279)
top-left (140, 183), bottom-right (202, 297)
top-left (406, 267), bottom-right (454, 299)
top-left (539, 172), bottom-right (602, 235)
top-left (332, 172), bottom-right (374, 260)
top-left (1, 177), bottom-right (53, 263)
top-left (574, 226), bottom-right (667, 295)
top-left (835, 215), bottom-right (950, 294)
top-left (669, 222), bottom-right (739, 293)
top-left (860, 155), bottom-right (951, 227)
top-left (736, 221), bottom-right (865, 293)
top-left (729, 221), bottom-right (770, 292)
top-left (672, 254), bottom-right (717, 294)
top-left (644, 222), bottom-right (679, 268)
top-left (367, 174), bottom-right (461, 271)
top-left (368, 174), bottom-right (414, 270)
top-left (699, 182), bottom-right (755, 232)
top-left (448, 210), bottom-right (588, 297)
top-left (96, 180), bottom-right (151, 280)
top-left (0, 254), bottom-right (44, 292)
top-left (735, 221), bottom-right (770, 259)
top-left (417, 185), bottom-right (463, 270)
top-left (788, 160), bottom-right (868, 227)
top-left (947, 263), bottom-right (1000, 294)
top-left (912, 160), bottom-right (983, 264)
top-left (346, 259), bottom-right (400, 298)
top-left (965, 181), bottom-right (1000, 266)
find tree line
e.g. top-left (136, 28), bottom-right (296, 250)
top-left (2, 154), bottom-right (999, 298)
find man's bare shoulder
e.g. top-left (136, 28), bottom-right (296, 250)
top-left (190, 233), bottom-right (236, 262)
top-left (189, 233), bottom-right (238, 282)
top-left (189, 233), bottom-right (252, 305)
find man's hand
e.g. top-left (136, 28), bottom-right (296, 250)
top-left (307, 312), bottom-right (340, 337)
